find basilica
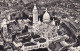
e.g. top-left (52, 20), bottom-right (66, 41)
top-left (32, 4), bottom-right (58, 38)
top-left (1, 2), bottom-right (80, 51)
top-left (0, 3), bottom-right (62, 51)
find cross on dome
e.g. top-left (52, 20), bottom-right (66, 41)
top-left (46, 8), bottom-right (48, 12)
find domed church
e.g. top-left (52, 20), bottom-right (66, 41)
top-left (43, 8), bottom-right (50, 22)
top-left (32, 4), bottom-right (58, 38)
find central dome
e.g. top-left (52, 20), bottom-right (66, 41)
top-left (43, 8), bottom-right (50, 22)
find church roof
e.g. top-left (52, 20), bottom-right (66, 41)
top-left (43, 8), bottom-right (50, 22)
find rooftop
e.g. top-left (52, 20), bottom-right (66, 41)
top-left (34, 38), bottom-right (46, 43)
top-left (24, 42), bottom-right (36, 46)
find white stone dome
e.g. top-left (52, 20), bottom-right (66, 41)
top-left (38, 19), bottom-right (41, 24)
top-left (43, 8), bottom-right (50, 22)
top-left (1, 19), bottom-right (7, 28)
top-left (51, 19), bottom-right (55, 25)
top-left (2, 19), bottom-right (7, 25)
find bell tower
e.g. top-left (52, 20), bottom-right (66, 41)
top-left (33, 4), bottom-right (38, 24)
